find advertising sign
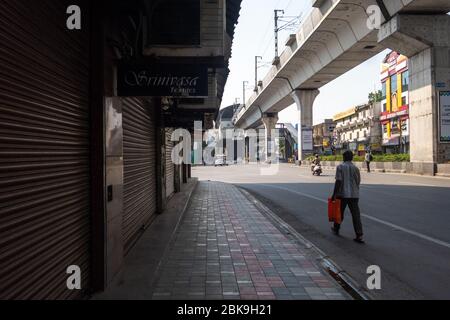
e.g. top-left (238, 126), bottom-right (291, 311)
top-left (440, 91), bottom-right (450, 143)
top-left (302, 128), bottom-right (313, 151)
top-left (380, 105), bottom-right (409, 121)
top-left (118, 63), bottom-right (208, 97)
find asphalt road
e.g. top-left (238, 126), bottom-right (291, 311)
top-left (193, 164), bottom-right (450, 300)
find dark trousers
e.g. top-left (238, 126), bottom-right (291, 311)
top-left (366, 161), bottom-right (371, 173)
top-left (334, 198), bottom-right (364, 237)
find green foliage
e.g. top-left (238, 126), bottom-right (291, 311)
top-left (308, 154), bottom-right (410, 163)
top-left (368, 90), bottom-right (383, 103)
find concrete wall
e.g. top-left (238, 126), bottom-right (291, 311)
top-left (409, 48), bottom-right (437, 164)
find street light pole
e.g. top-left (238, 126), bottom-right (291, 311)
top-left (243, 81), bottom-right (249, 107)
top-left (274, 9), bottom-right (285, 58)
top-left (255, 56), bottom-right (262, 91)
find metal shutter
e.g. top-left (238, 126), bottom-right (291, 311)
top-left (122, 98), bottom-right (157, 253)
top-left (0, 0), bottom-right (91, 299)
top-left (165, 128), bottom-right (175, 198)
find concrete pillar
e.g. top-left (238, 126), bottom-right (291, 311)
top-left (379, 14), bottom-right (450, 174)
top-left (291, 89), bottom-right (320, 162)
top-left (261, 113), bottom-right (279, 163)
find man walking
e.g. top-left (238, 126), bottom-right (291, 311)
top-left (365, 150), bottom-right (373, 173)
top-left (331, 150), bottom-right (365, 244)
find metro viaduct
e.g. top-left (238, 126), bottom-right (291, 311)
top-left (234, 0), bottom-right (450, 175)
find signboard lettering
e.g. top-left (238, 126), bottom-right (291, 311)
top-left (118, 63), bottom-right (208, 97)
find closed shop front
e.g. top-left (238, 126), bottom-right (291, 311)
top-left (165, 128), bottom-right (175, 198)
top-left (0, 0), bottom-right (91, 299)
top-left (122, 98), bottom-right (157, 253)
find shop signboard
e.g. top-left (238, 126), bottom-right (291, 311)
top-left (118, 62), bottom-right (209, 97)
top-left (371, 143), bottom-right (382, 151)
top-left (380, 105), bottom-right (409, 121)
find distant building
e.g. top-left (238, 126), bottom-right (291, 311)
top-left (215, 104), bottom-right (242, 161)
top-left (380, 51), bottom-right (410, 154)
top-left (313, 120), bottom-right (336, 155)
top-left (216, 104), bottom-right (238, 133)
top-left (333, 103), bottom-right (382, 155)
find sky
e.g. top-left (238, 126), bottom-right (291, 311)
top-left (221, 0), bottom-right (390, 125)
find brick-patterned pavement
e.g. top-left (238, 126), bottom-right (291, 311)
top-left (151, 181), bottom-right (349, 300)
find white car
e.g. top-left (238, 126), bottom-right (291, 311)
top-left (214, 155), bottom-right (226, 167)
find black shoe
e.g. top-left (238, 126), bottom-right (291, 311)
top-left (354, 237), bottom-right (365, 244)
top-left (331, 227), bottom-right (340, 236)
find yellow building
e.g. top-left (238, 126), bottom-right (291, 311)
top-left (380, 51), bottom-right (410, 153)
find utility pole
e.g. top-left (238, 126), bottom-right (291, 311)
top-left (243, 81), bottom-right (249, 107)
top-left (254, 56), bottom-right (262, 91)
top-left (274, 9), bottom-right (285, 58)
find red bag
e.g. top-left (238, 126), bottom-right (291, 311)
top-left (328, 198), bottom-right (342, 224)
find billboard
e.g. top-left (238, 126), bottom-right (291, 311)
top-left (440, 91), bottom-right (450, 143)
top-left (302, 128), bottom-right (313, 151)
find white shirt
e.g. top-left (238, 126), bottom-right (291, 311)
top-left (335, 161), bottom-right (361, 199)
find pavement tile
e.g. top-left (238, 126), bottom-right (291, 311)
top-left (150, 181), bottom-right (349, 301)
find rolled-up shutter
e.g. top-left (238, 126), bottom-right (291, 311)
top-left (122, 98), bottom-right (157, 253)
top-left (165, 128), bottom-right (175, 198)
top-left (0, 0), bottom-right (91, 299)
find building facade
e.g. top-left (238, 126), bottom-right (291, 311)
top-left (0, 0), bottom-right (242, 299)
top-left (313, 119), bottom-right (336, 155)
top-left (333, 103), bottom-right (382, 155)
top-left (380, 51), bottom-right (410, 154)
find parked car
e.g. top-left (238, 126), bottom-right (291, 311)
top-left (214, 155), bottom-right (227, 167)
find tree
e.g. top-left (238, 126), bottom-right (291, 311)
top-left (368, 90), bottom-right (383, 103)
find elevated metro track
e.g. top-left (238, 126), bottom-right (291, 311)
top-left (234, 0), bottom-right (450, 129)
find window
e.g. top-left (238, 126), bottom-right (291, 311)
top-left (391, 74), bottom-right (398, 94)
top-left (402, 96), bottom-right (407, 106)
top-left (402, 70), bottom-right (409, 92)
top-left (349, 133), bottom-right (353, 140)
top-left (383, 103), bottom-right (387, 112)
top-left (401, 120), bottom-right (408, 132)
top-left (391, 119), bottom-right (400, 134)
top-left (382, 82), bottom-right (387, 99)
top-left (149, 0), bottom-right (201, 46)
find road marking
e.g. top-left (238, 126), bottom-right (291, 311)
top-left (360, 214), bottom-right (450, 249)
top-left (259, 184), bottom-right (450, 250)
top-left (397, 181), bottom-right (439, 187)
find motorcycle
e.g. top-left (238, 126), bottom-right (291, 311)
top-left (312, 164), bottom-right (323, 176)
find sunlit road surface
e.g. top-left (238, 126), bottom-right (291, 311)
top-left (193, 164), bottom-right (450, 300)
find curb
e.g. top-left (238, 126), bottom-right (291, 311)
top-left (151, 178), bottom-right (199, 283)
top-left (238, 187), bottom-right (372, 301)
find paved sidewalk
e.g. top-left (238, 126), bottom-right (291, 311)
top-left (150, 181), bottom-right (349, 300)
